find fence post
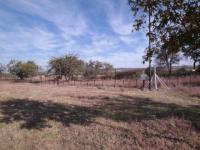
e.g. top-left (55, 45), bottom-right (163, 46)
top-left (57, 78), bottom-right (59, 85)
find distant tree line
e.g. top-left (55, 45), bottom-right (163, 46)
top-left (48, 54), bottom-right (114, 80)
top-left (0, 54), bottom-right (114, 80)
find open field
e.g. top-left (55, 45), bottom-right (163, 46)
top-left (0, 81), bottom-right (200, 149)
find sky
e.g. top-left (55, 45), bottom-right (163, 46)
top-left (0, 0), bottom-right (191, 69)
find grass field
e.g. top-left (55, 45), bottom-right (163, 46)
top-left (0, 81), bottom-right (200, 149)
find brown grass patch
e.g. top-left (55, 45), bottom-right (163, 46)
top-left (0, 81), bottom-right (200, 149)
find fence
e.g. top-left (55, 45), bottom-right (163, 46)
top-left (1, 74), bottom-right (200, 89)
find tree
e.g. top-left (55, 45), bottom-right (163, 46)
top-left (132, 71), bottom-right (142, 87)
top-left (84, 61), bottom-right (113, 79)
top-left (48, 57), bottom-right (66, 79)
top-left (102, 63), bottom-right (114, 78)
top-left (0, 63), bottom-right (5, 74)
top-left (155, 48), bottom-right (180, 75)
top-left (84, 60), bottom-right (103, 79)
top-left (7, 60), bottom-right (38, 80)
top-left (183, 48), bottom-right (200, 70)
top-left (64, 54), bottom-right (85, 80)
top-left (128, 0), bottom-right (159, 89)
top-left (178, 1), bottom-right (200, 69)
top-left (128, 0), bottom-right (200, 63)
top-left (48, 54), bottom-right (85, 80)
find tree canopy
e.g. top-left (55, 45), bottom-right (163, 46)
top-left (48, 54), bottom-right (113, 80)
top-left (128, 0), bottom-right (200, 69)
top-left (7, 60), bottom-right (38, 80)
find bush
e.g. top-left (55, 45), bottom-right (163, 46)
top-left (8, 60), bottom-right (38, 80)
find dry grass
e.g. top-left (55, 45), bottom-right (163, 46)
top-left (176, 86), bottom-right (200, 98)
top-left (0, 81), bottom-right (200, 150)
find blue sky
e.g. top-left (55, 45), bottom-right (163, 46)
top-left (0, 0), bottom-right (190, 68)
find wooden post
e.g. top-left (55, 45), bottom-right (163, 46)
top-left (57, 77), bottom-right (59, 85)
top-left (114, 69), bottom-right (116, 87)
top-left (136, 79), bottom-right (138, 88)
top-left (142, 80), bottom-right (145, 90)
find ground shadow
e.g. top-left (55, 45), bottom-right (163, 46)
top-left (96, 95), bottom-right (200, 130)
top-left (0, 95), bottom-right (199, 130)
top-left (0, 99), bottom-right (99, 129)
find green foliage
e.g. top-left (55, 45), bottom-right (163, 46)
top-left (49, 55), bottom-right (113, 80)
top-left (175, 67), bottom-right (191, 77)
top-left (102, 63), bottom-right (114, 78)
top-left (7, 60), bottom-right (38, 80)
top-left (48, 54), bottom-right (85, 80)
top-left (84, 60), bottom-right (103, 79)
top-left (155, 48), bottom-right (180, 75)
top-left (128, 0), bottom-right (199, 64)
top-left (84, 61), bottom-right (113, 79)
top-left (132, 72), bottom-right (141, 79)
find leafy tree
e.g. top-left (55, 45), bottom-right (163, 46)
top-left (84, 60), bottom-right (101, 79)
top-left (102, 63), bottom-right (114, 78)
top-left (7, 60), bottom-right (38, 80)
top-left (155, 47), bottom-right (180, 75)
top-left (183, 48), bottom-right (200, 70)
top-left (0, 63), bottom-right (5, 74)
top-left (84, 61), bottom-right (113, 79)
top-left (48, 57), bottom-right (66, 79)
top-left (128, 0), bottom-right (200, 63)
top-left (64, 55), bottom-right (85, 80)
top-left (48, 54), bottom-right (85, 80)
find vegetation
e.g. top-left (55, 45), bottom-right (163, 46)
top-left (155, 48), bottom-right (180, 75)
top-left (7, 60), bottom-right (38, 80)
top-left (48, 54), bottom-right (85, 80)
top-left (128, 0), bottom-right (200, 69)
top-left (0, 1), bottom-right (199, 149)
top-left (84, 61), bottom-right (113, 79)
top-left (0, 63), bottom-right (5, 74)
top-left (48, 54), bottom-right (113, 80)
top-left (132, 71), bottom-right (142, 87)
top-left (0, 81), bottom-right (199, 149)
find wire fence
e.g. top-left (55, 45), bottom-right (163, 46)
top-left (1, 74), bottom-right (200, 89)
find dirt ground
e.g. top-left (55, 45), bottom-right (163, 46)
top-left (0, 81), bottom-right (200, 150)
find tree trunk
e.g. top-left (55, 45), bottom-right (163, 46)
top-left (193, 60), bottom-right (196, 70)
top-left (169, 63), bottom-right (172, 76)
top-left (136, 79), bottom-right (138, 88)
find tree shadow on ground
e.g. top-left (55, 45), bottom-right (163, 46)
top-left (0, 99), bottom-right (99, 129)
top-left (0, 95), bottom-right (199, 130)
top-left (98, 95), bottom-right (200, 128)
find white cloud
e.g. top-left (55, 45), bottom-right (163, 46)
top-left (0, 26), bottom-right (63, 51)
top-left (101, 0), bottom-right (133, 36)
top-left (83, 43), bottom-right (147, 68)
top-left (0, 0), bottom-right (152, 67)
top-left (3, 0), bottom-right (88, 39)
top-left (83, 33), bottom-right (120, 54)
